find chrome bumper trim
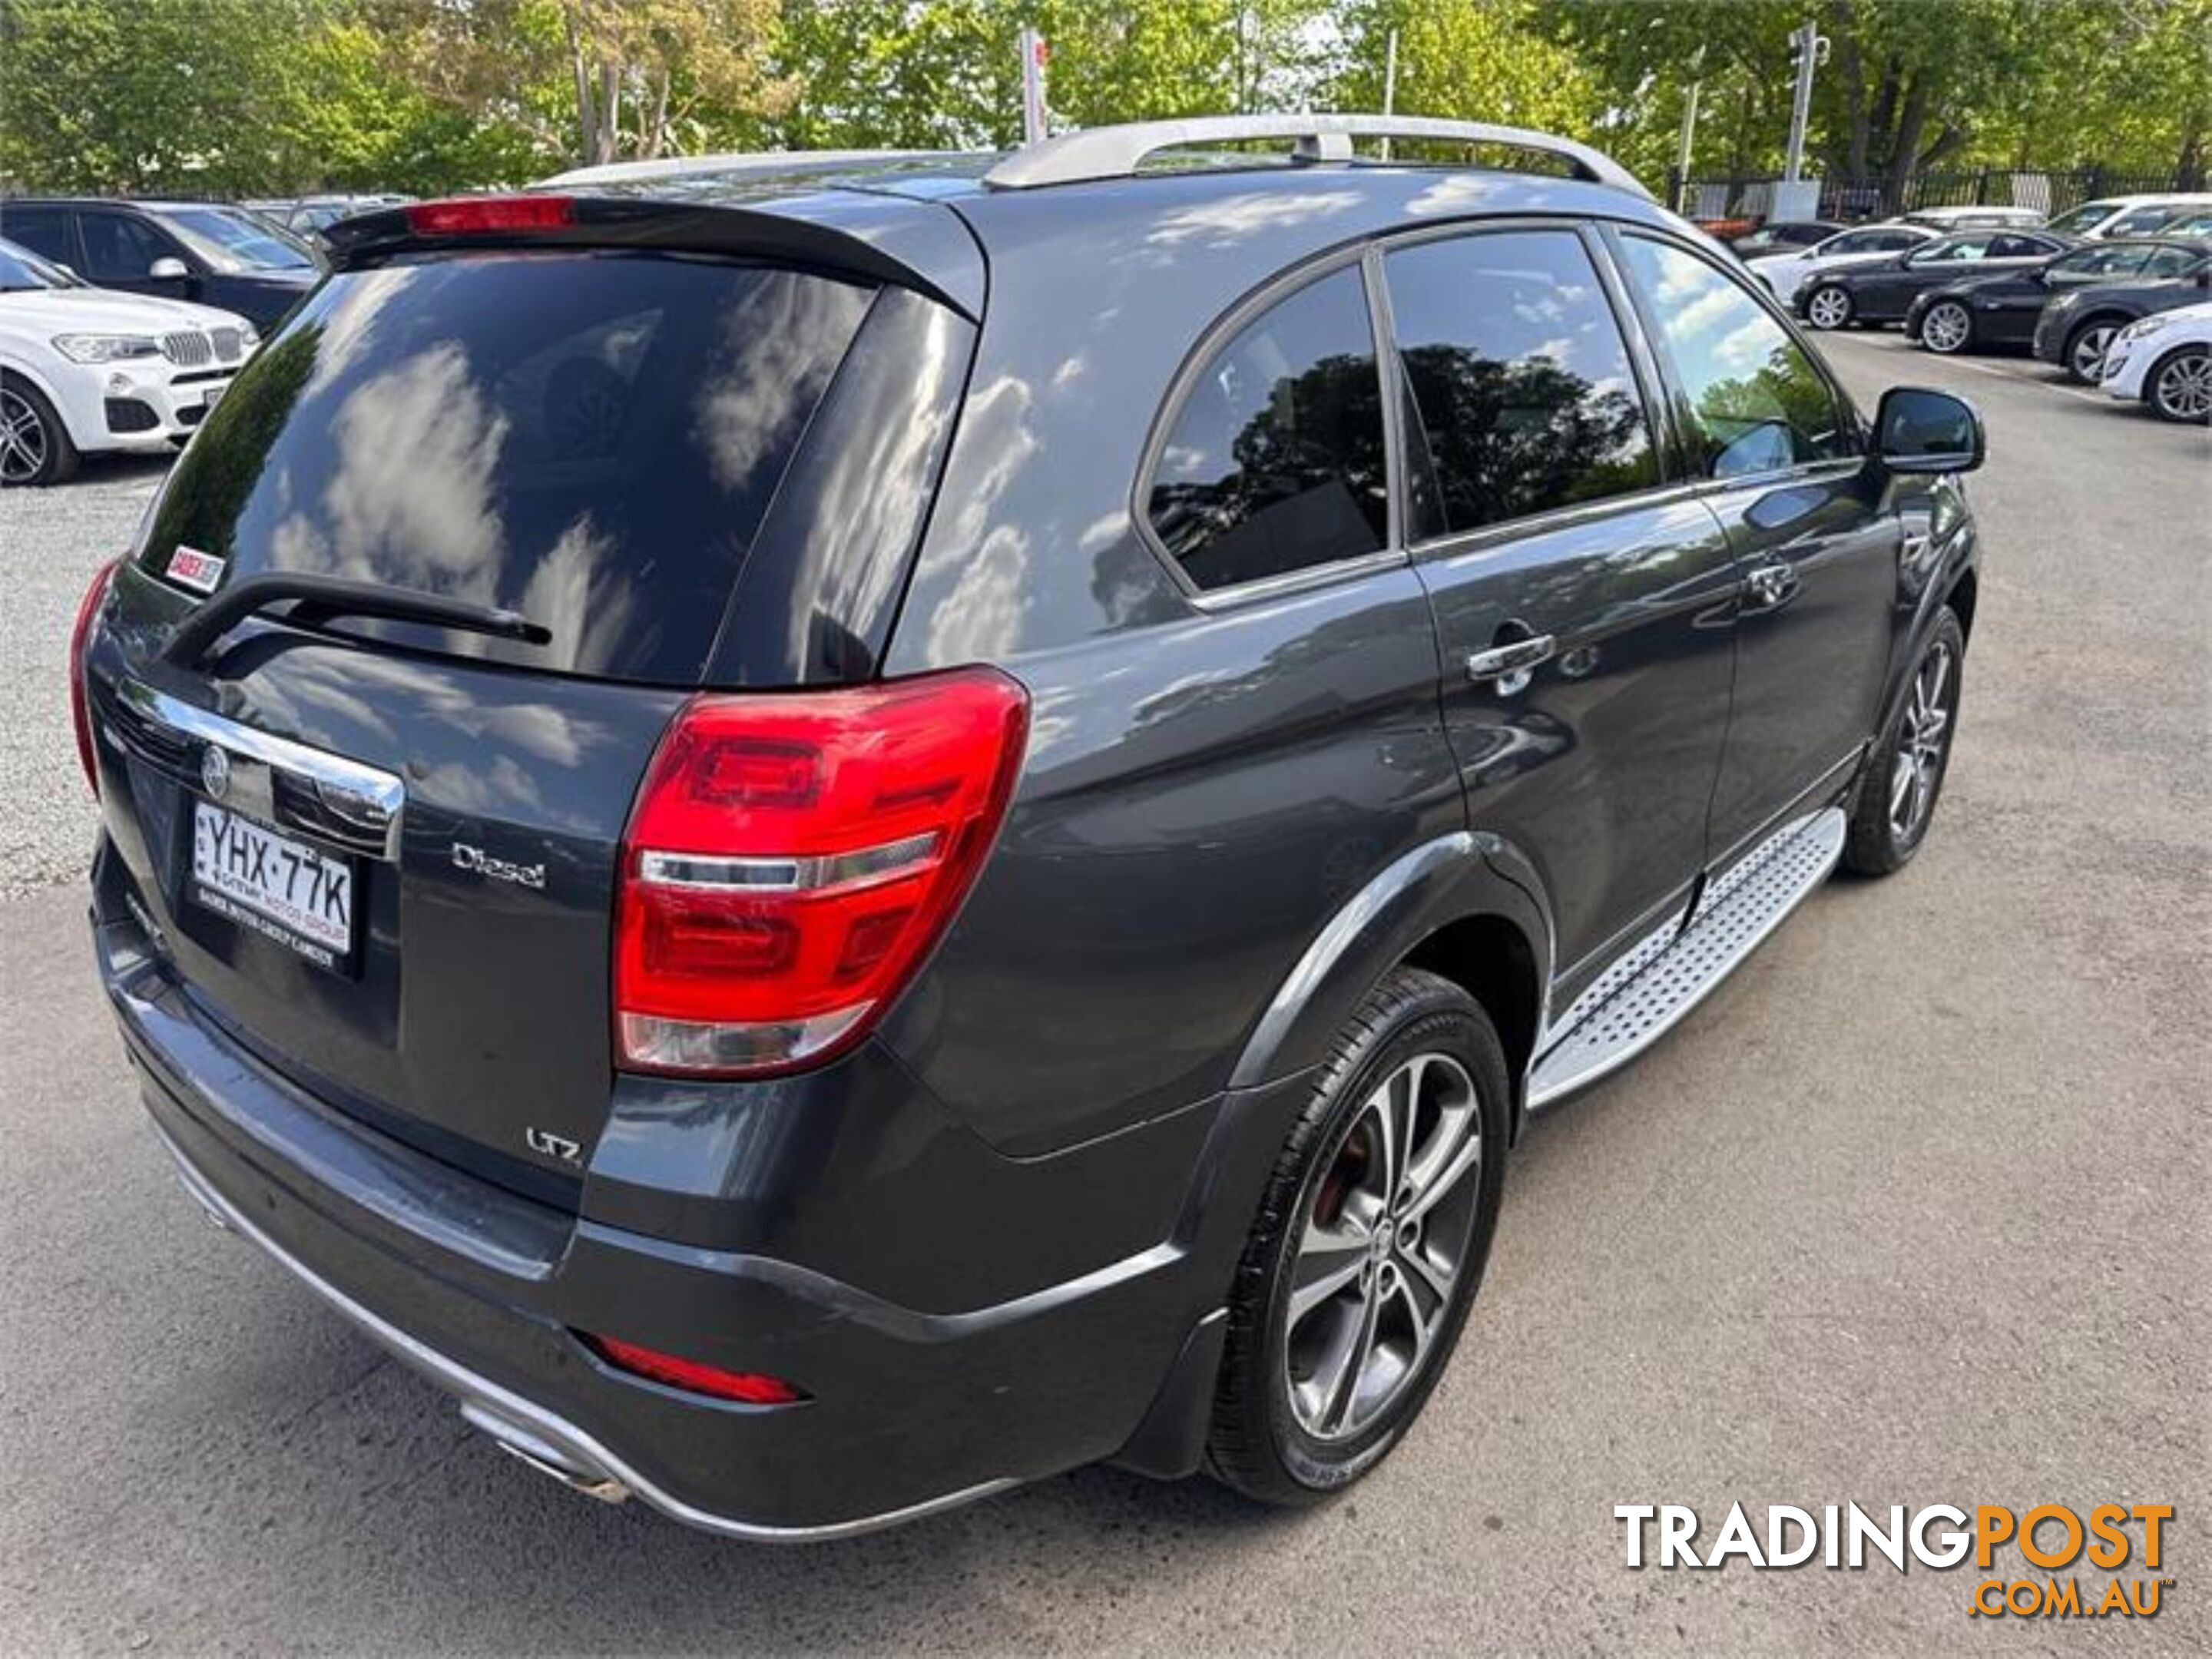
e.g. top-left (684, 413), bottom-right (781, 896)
top-left (154, 1125), bottom-right (1020, 1543)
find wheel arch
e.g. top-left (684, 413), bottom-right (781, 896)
top-left (1228, 831), bottom-right (1551, 1136)
top-left (0, 357), bottom-right (94, 449)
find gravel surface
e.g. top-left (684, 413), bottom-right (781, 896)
top-left (1, 334), bottom-right (2206, 1654)
top-left (0, 453), bottom-right (168, 897)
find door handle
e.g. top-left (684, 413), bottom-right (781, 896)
top-left (1743, 561), bottom-right (1800, 612)
top-left (1466, 632), bottom-right (1555, 694)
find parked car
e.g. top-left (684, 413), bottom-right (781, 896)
top-left (277, 194), bottom-right (414, 243)
top-left (2098, 298), bottom-right (2212, 422)
top-left (1797, 227), bottom-right (2076, 329)
top-left (1727, 219), bottom-right (1846, 256)
top-left (1747, 220), bottom-right (1939, 303)
top-left (71, 115), bottom-right (1985, 1538)
top-left (1904, 237), bottom-right (2211, 358)
top-left (0, 237), bottom-right (256, 485)
top-left (1902, 204), bottom-right (2048, 230)
top-left (0, 198), bottom-right (320, 331)
top-left (2042, 193), bottom-right (2212, 240)
top-left (2029, 240), bottom-right (2212, 379)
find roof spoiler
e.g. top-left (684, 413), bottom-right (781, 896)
top-left (321, 192), bottom-right (985, 320)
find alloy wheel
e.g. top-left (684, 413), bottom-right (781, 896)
top-left (1888, 639), bottom-right (1955, 841)
top-left (1806, 288), bottom-right (1851, 329)
top-left (2068, 323), bottom-right (2116, 382)
top-left (0, 387), bottom-right (49, 485)
top-left (2151, 351), bottom-right (2212, 422)
top-left (1921, 303), bottom-right (1972, 354)
top-left (1283, 1051), bottom-right (1483, 1442)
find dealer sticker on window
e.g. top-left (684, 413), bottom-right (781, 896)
top-left (166, 544), bottom-right (225, 594)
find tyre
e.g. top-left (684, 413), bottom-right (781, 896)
top-left (1206, 966), bottom-right (1510, 1506)
top-left (1844, 608), bottom-right (1965, 877)
top-left (2144, 346), bottom-right (2212, 424)
top-left (1919, 300), bottom-right (1973, 355)
top-left (1803, 285), bottom-right (1853, 331)
top-left (0, 374), bottom-right (78, 487)
top-left (2061, 317), bottom-right (2121, 384)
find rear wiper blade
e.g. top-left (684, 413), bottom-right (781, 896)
top-left (163, 571), bottom-right (551, 669)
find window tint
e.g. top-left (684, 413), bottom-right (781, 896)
top-left (1147, 266), bottom-right (1387, 591)
top-left (1988, 233), bottom-right (2049, 258)
top-left (1873, 230), bottom-right (1927, 250)
top-left (1915, 235), bottom-right (1996, 264)
top-left (1384, 230), bottom-right (1657, 539)
top-left (2108, 205), bottom-right (2181, 236)
top-left (79, 211), bottom-right (178, 281)
top-left (2, 206), bottom-right (75, 266)
top-left (2142, 245), bottom-right (2206, 278)
top-left (2045, 201), bottom-right (2118, 237)
top-left (1621, 237), bottom-right (1851, 480)
top-left (139, 253), bottom-right (873, 685)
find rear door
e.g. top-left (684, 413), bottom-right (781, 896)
top-left (85, 244), bottom-right (961, 1195)
top-left (1611, 232), bottom-right (1896, 862)
top-left (1391, 225), bottom-right (1740, 993)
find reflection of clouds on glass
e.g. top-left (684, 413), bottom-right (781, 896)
top-left (518, 515), bottom-right (637, 680)
top-left (693, 275), bottom-right (866, 492)
top-left (922, 373), bottom-right (1037, 664)
top-left (301, 343), bottom-right (509, 598)
top-left (1710, 317), bottom-right (1777, 376)
top-left (1406, 175), bottom-right (1510, 216)
top-left (1145, 190), bottom-right (1363, 249)
top-left (303, 267), bottom-right (412, 399)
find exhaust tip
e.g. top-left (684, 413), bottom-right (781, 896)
top-left (461, 1401), bottom-right (631, 1505)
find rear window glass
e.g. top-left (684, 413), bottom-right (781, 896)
top-left (140, 252), bottom-right (874, 684)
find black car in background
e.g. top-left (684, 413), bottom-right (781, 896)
top-left (70, 116), bottom-right (1985, 1538)
top-left (1797, 228), bottom-right (2075, 330)
top-left (2032, 241), bottom-right (2212, 380)
top-left (1904, 238), bottom-right (2212, 359)
top-left (0, 198), bottom-right (321, 330)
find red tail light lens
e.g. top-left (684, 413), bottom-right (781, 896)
top-left (69, 558), bottom-right (119, 796)
top-left (404, 195), bottom-right (574, 236)
top-left (614, 667), bottom-right (1029, 1077)
top-left (580, 1333), bottom-right (807, 1406)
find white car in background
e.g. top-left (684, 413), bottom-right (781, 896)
top-left (2098, 298), bottom-right (2212, 423)
top-left (0, 237), bottom-right (257, 485)
top-left (1746, 220), bottom-right (1939, 303)
top-left (2045, 194), bottom-right (2212, 241)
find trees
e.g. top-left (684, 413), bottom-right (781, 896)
top-left (0, 0), bottom-right (2204, 197)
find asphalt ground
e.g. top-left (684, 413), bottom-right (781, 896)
top-left (0, 330), bottom-right (2205, 1654)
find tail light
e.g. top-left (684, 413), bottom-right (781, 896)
top-left (69, 558), bottom-right (120, 795)
top-left (405, 195), bottom-right (574, 236)
top-left (614, 667), bottom-right (1029, 1078)
top-left (579, 1333), bottom-right (806, 1406)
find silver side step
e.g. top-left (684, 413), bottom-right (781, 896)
top-left (1526, 808), bottom-right (1848, 1109)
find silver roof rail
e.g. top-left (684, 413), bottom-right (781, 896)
top-left (983, 114), bottom-right (1651, 199)
top-left (538, 149), bottom-right (953, 187)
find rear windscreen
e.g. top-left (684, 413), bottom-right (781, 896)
top-left (139, 251), bottom-right (875, 684)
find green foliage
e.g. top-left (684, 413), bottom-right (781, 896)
top-left (0, 0), bottom-right (2205, 196)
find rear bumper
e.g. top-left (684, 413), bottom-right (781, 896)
top-left (98, 896), bottom-right (1294, 1538)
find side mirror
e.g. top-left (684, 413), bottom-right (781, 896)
top-left (1876, 386), bottom-right (1985, 475)
top-left (147, 257), bottom-right (189, 282)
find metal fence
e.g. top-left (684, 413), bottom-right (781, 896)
top-left (1671, 166), bottom-right (2200, 225)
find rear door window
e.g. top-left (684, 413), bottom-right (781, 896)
top-left (139, 253), bottom-right (874, 684)
top-left (1384, 229), bottom-right (1658, 540)
top-left (0, 205), bottom-right (75, 267)
top-left (1147, 264), bottom-right (1389, 592)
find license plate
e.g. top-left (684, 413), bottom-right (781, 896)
top-left (190, 800), bottom-right (355, 970)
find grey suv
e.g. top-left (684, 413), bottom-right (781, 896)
top-left (74, 117), bottom-right (1985, 1539)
